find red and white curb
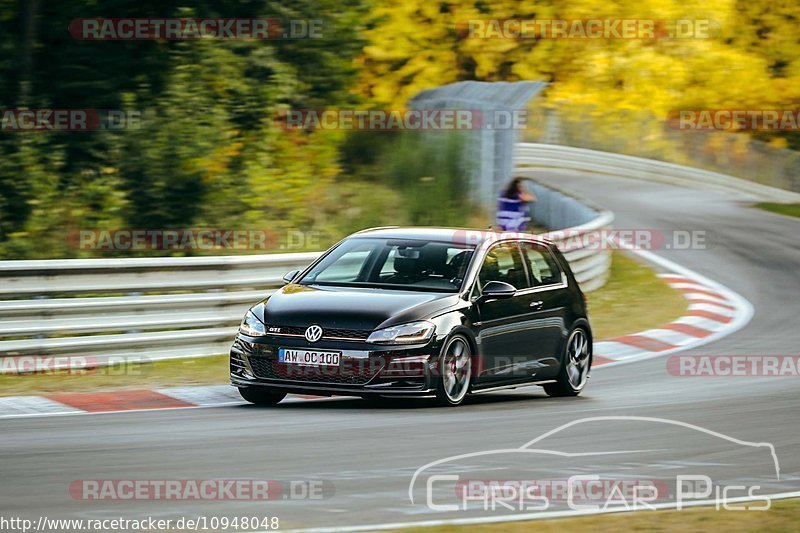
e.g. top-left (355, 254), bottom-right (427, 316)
top-left (593, 276), bottom-right (746, 367)
top-left (0, 249), bottom-right (753, 420)
top-left (0, 386), bottom-right (323, 419)
top-left (593, 247), bottom-right (753, 368)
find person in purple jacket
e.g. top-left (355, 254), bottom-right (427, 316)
top-left (495, 177), bottom-right (536, 231)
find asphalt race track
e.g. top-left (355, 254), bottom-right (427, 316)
top-left (2, 173), bottom-right (799, 531)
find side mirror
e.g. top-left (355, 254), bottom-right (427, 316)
top-left (282, 269), bottom-right (300, 284)
top-left (478, 281), bottom-right (517, 302)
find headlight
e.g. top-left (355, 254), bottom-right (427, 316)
top-left (239, 310), bottom-right (266, 336)
top-left (367, 321), bottom-right (435, 344)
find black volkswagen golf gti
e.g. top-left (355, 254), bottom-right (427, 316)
top-left (230, 227), bottom-right (592, 406)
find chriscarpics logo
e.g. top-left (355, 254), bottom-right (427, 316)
top-left (409, 416), bottom-right (782, 515)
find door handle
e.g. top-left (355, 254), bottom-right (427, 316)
top-left (529, 300), bottom-right (544, 309)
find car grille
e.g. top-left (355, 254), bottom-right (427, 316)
top-left (247, 357), bottom-right (381, 385)
top-left (230, 352), bottom-right (248, 375)
top-left (264, 325), bottom-right (370, 341)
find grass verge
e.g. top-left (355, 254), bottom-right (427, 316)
top-left (754, 202), bottom-right (800, 219)
top-left (587, 251), bottom-right (687, 340)
top-left (0, 355), bottom-right (229, 397)
top-left (0, 251), bottom-right (686, 397)
top-left (410, 498), bottom-right (800, 533)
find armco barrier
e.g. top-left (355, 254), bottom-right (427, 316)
top-left (6, 142), bottom-right (790, 369)
top-left (0, 253), bottom-right (321, 368)
top-left (514, 143), bottom-right (800, 203)
top-left (526, 181), bottom-right (614, 293)
top-left (0, 156), bottom-right (619, 369)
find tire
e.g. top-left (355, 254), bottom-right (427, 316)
top-left (433, 334), bottom-right (473, 406)
top-left (238, 386), bottom-right (287, 406)
top-left (544, 327), bottom-right (591, 397)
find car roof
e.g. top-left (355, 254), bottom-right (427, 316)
top-left (350, 226), bottom-right (552, 246)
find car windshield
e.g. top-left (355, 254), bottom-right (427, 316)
top-left (297, 237), bottom-right (476, 292)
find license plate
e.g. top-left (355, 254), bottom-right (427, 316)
top-left (278, 348), bottom-right (340, 367)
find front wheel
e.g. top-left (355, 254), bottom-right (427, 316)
top-left (434, 335), bottom-right (473, 406)
top-left (544, 327), bottom-right (591, 397)
top-left (238, 386), bottom-right (287, 406)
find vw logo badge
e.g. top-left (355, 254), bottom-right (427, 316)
top-left (305, 325), bottom-right (323, 343)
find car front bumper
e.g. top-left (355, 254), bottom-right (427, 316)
top-left (229, 333), bottom-right (443, 397)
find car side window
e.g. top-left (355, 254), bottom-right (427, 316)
top-left (520, 242), bottom-right (562, 286)
top-left (477, 242), bottom-right (527, 291)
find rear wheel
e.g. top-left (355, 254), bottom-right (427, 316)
top-left (434, 335), bottom-right (472, 406)
top-left (238, 386), bottom-right (286, 406)
top-left (544, 327), bottom-right (591, 397)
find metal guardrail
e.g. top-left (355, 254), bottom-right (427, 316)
top-left (524, 181), bottom-right (614, 293)
top-left (4, 142), bottom-right (791, 370)
top-left (0, 149), bottom-right (621, 370)
top-left (515, 143), bottom-right (800, 203)
top-left (513, 142), bottom-right (800, 295)
top-left (0, 252), bottom-right (322, 296)
top-left (0, 254), bottom-right (323, 370)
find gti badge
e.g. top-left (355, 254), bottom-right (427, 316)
top-left (305, 324), bottom-right (323, 343)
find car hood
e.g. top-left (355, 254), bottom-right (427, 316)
top-left (254, 284), bottom-right (461, 331)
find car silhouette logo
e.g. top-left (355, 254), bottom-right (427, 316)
top-left (305, 325), bottom-right (323, 343)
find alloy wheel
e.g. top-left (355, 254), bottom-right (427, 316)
top-left (565, 328), bottom-right (590, 390)
top-left (442, 336), bottom-right (472, 403)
